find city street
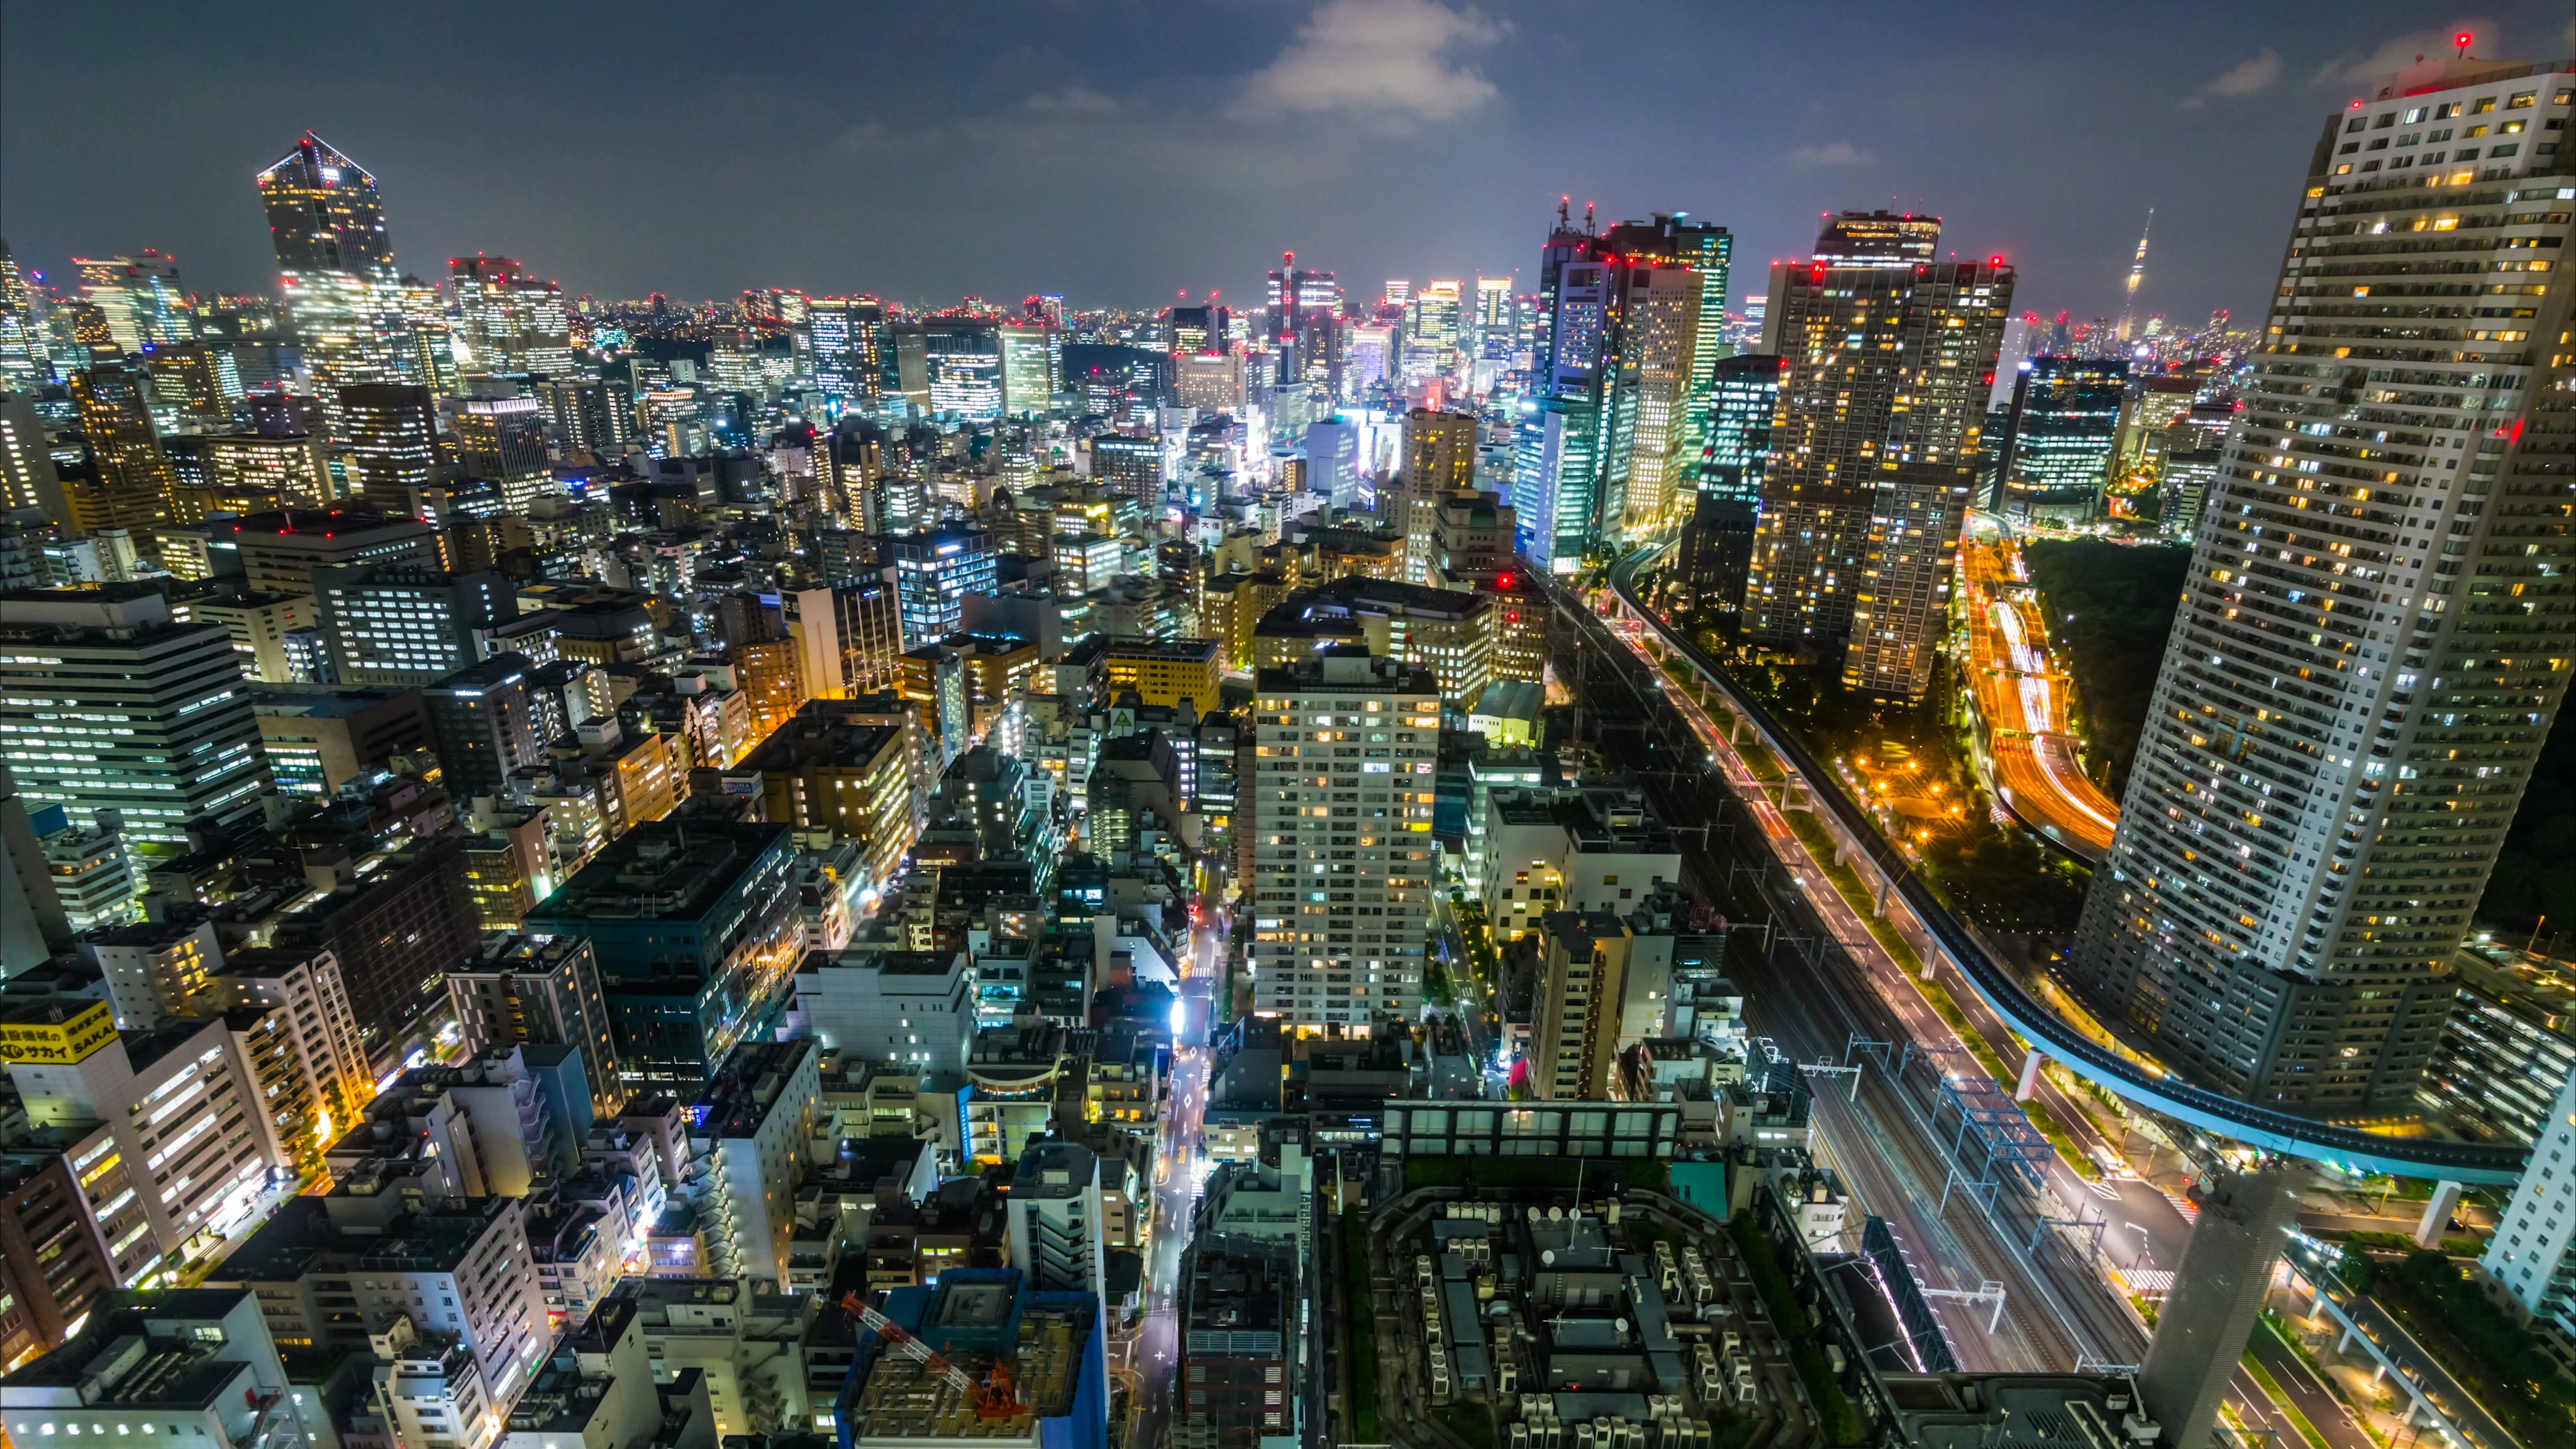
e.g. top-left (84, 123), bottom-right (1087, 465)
top-left (1119, 904), bottom-right (1223, 1449)
top-left (1958, 528), bottom-right (2119, 862)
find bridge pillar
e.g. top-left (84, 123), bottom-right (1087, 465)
top-left (2413, 1180), bottom-right (2463, 1249)
top-left (2015, 1049), bottom-right (2045, 1102)
top-left (2139, 1164), bottom-right (2305, 1449)
top-left (2397, 1397), bottom-right (2418, 1428)
top-left (2369, 1361), bottom-right (2385, 1385)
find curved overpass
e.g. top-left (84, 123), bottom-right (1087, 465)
top-left (1601, 549), bottom-right (2527, 1185)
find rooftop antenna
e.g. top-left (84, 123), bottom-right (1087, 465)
top-left (1558, 194), bottom-right (1571, 230)
top-left (1584, 201), bottom-right (1596, 235)
top-left (2117, 208), bottom-right (2153, 343)
top-left (2456, 29), bottom-right (2473, 58)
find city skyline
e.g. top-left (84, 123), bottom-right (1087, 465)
top-left (6, 1), bottom-right (2573, 319)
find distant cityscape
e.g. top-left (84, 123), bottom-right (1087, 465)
top-left (3, 28), bottom-right (2576, 1449)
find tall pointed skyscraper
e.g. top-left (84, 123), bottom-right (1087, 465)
top-left (2071, 57), bottom-right (2576, 1111)
top-left (257, 132), bottom-right (414, 429)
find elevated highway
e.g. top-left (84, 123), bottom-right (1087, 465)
top-left (1601, 547), bottom-right (2526, 1185)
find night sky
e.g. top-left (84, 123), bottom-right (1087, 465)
top-left (7, 2), bottom-right (2573, 323)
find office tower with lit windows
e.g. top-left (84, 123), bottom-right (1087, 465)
top-left (1248, 650), bottom-right (1441, 1031)
top-left (257, 132), bottom-right (413, 429)
top-left (0, 587), bottom-right (274, 852)
top-left (1601, 264), bottom-right (1704, 535)
top-left (1604, 214), bottom-right (1733, 487)
top-left (75, 252), bottom-right (193, 354)
top-left (997, 322), bottom-right (1058, 416)
top-left (0, 391), bottom-right (63, 516)
top-left (1402, 280), bottom-right (1463, 381)
top-left (1514, 219), bottom-right (1618, 570)
top-left (421, 655), bottom-right (547, 797)
top-left (2070, 62), bottom-right (2576, 1112)
top-left (450, 255), bottom-right (572, 378)
top-left (540, 376), bottom-right (628, 457)
top-left (1267, 254), bottom-right (1343, 392)
top-left (316, 564), bottom-right (516, 686)
top-left (809, 295), bottom-right (887, 415)
top-left (0, 240), bottom-right (45, 392)
top-left (1992, 355), bottom-right (2128, 516)
top-left (339, 382), bottom-right (442, 516)
top-left (1747, 211), bottom-right (2012, 697)
top-left (1699, 353), bottom-right (1780, 506)
top-left (1092, 433), bottom-right (1163, 510)
top-left (1169, 301), bottom-right (1230, 357)
top-left (1394, 408), bottom-right (1477, 582)
top-left (888, 523), bottom-right (995, 643)
top-left (782, 576), bottom-right (908, 701)
top-left (65, 360), bottom-right (177, 536)
top-left (456, 395), bottom-right (549, 513)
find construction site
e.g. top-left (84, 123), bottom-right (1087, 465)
top-left (836, 1270), bottom-right (1107, 1449)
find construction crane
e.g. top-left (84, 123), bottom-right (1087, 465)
top-left (839, 1291), bottom-right (1026, 1419)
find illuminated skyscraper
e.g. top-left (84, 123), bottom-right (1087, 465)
top-left (256, 131), bottom-right (412, 430)
top-left (339, 382), bottom-right (443, 518)
top-left (0, 240), bottom-right (44, 391)
top-left (455, 395), bottom-right (550, 513)
top-left (66, 360), bottom-right (177, 536)
top-left (75, 252), bottom-right (193, 353)
top-left (1698, 353), bottom-right (1780, 506)
top-left (1746, 212), bottom-right (2011, 697)
top-left (450, 256), bottom-right (573, 378)
top-left (809, 296), bottom-right (887, 415)
top-left (998, 323), bottom-right (1058, 416)
top-left (2071, 61), bottom-right (2576, 1111)
top-left (1990, 355), bottom-right (2127, 518)
top-left (1604, 214), bottom-right (1733, 484)
top-left (1267, 253), bottom-right (1341, 392)
top-left (1513, 208), bottom-right (1723, 569)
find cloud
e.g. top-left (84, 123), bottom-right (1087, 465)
top-left (1787, 141), bottom-right (1870, 167)
top-left (2310, 20), bottom-right (2499, 89)
top-left (1026, 87), bottom-right (1119, 116)
top-left (2181, 48), bottom-right (2280, 108)
top-left (1233, 0), bottom-right (1507, 122)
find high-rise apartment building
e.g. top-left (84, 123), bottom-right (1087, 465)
top-left (2071, 63), bottom-right (2576, 1111)
top-left (257, 133), bottom-right (412, 429)
top-left (66, 360), bottom-right (177, 536)
top-left (1748, 213), bottom-right (2012, 697)
top-left (0, 588), bottom-right (272, 850)
top-left (1248, 650), bottom-right (1440, 1030)
top-left (446, 933), bottom-right (621, 1117)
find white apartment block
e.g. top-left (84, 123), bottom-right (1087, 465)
top-left (2481, 1067), bottom-right (2576, 1356)
top-left (4, 1003), bottom-right (275, 1283)
top-left (2075, 58), bottom-right (2576, 1111)
top-left (1249, 651), bottom-right (1440, 1031)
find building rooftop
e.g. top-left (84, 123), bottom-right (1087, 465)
top-left (691, 1038), bottom-right (815, 1141)
top-left (528, 818), bottom-right (790, 925)
top-left (208, 1193), bottom-right (517, 1284)
top-left (0, 1289), bottom-right (265, 1406)
top-left (1011, 1141), bottom-right (1098, 1201)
